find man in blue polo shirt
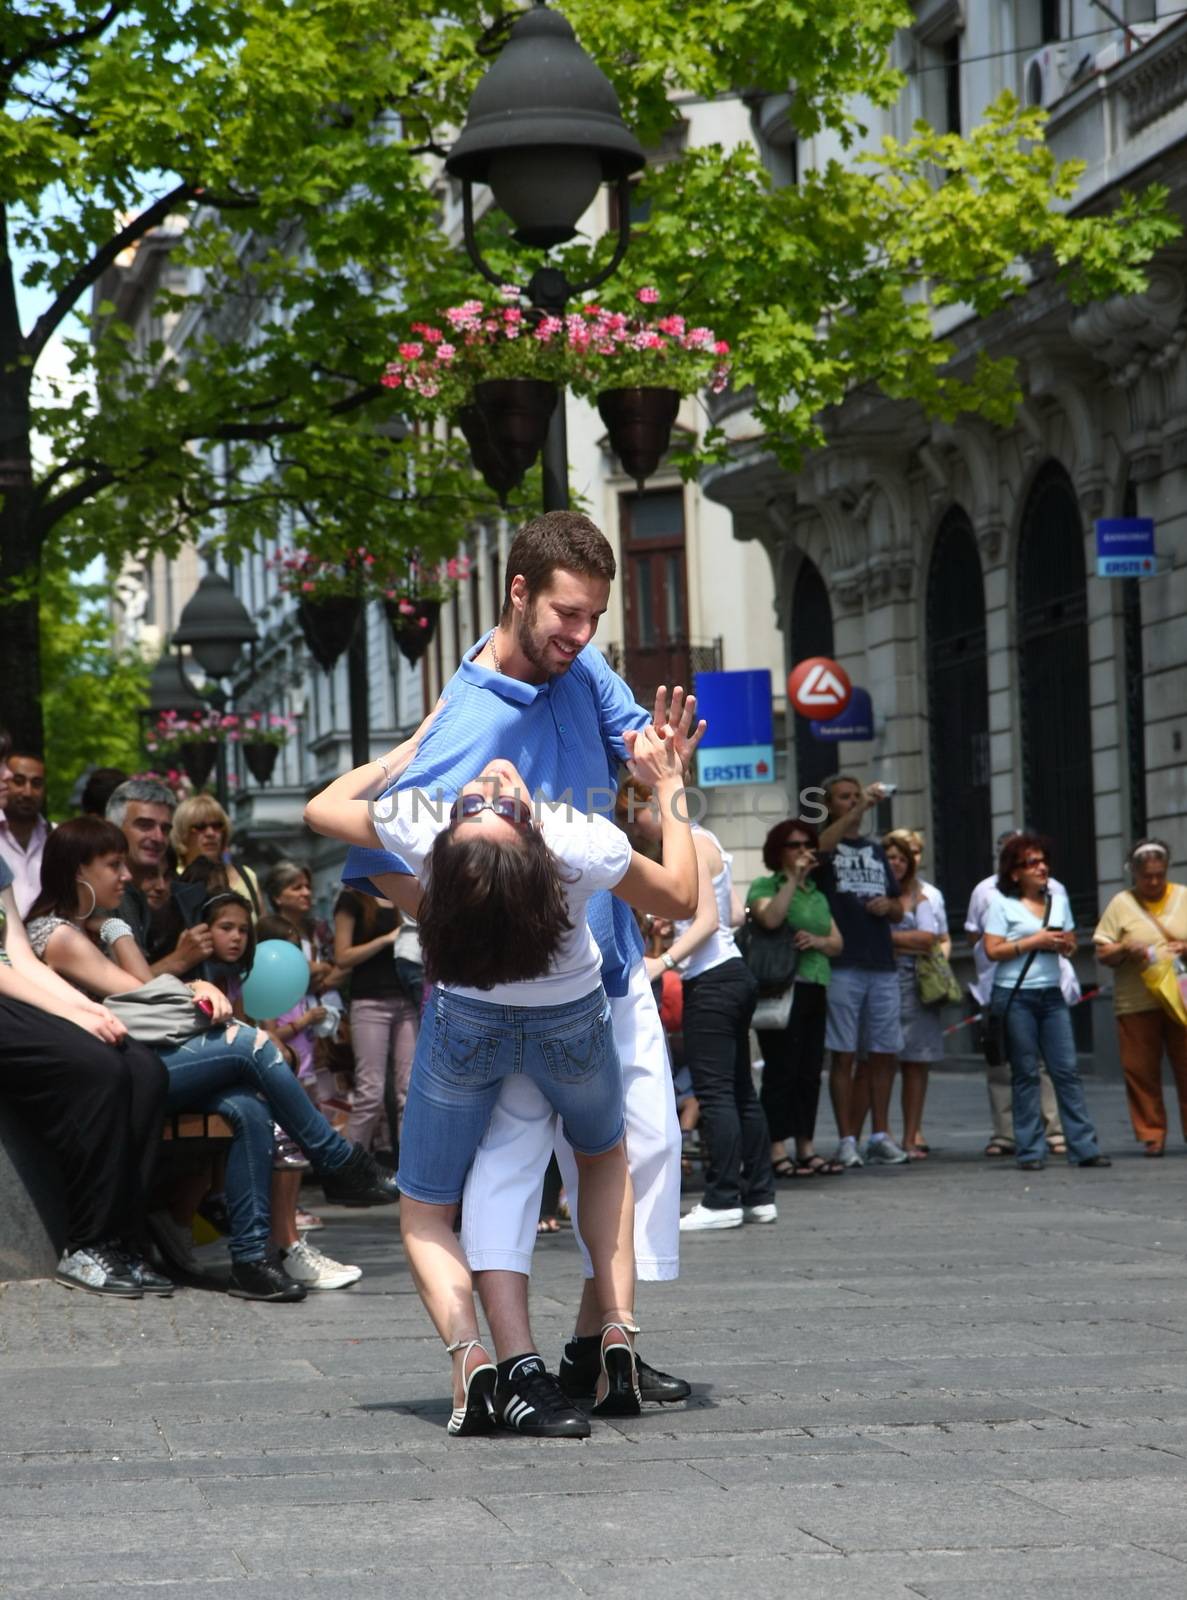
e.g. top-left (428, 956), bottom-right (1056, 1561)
top-left (342, 511), bottom-right (700, 1436)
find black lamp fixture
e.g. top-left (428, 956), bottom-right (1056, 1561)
top-left (446, 1), bottom-right (645, 251)
top-left (144, 650), bottom-right (206, 718)
top-left (446, 0), bottom-right (647, 510)
top-left (172, 569), bottom-right (258, 681)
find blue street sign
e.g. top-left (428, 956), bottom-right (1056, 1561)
top-left (810, 685), bottom-right (874, 742)
top-left (693, 668), bottom-right (776, 787)
top-left (1095, 517), bottom-right (1155, 578)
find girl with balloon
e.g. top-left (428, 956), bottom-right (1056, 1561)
top-left (26, 818), bottom-right (398, 1302)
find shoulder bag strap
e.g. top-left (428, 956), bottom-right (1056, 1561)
top-left (1128, 887), bottom-right (1180, 947)
top-left (1004, 892), bottom-right (1053, 1016)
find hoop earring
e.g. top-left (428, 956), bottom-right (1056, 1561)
top-left (75, 880), bottom-right (98, 920)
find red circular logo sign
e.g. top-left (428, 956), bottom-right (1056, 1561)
top-left (788, 656), bottom-right (852, 720)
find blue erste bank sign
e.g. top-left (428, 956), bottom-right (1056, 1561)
top-left (693, 669), bottom-right (776, 788)
top-left (1096, 517), bottom-right (1155, 578)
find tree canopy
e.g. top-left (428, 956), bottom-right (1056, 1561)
top-left (1, 0), bottom-right (1178, 752)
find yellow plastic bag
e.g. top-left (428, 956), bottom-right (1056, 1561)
top-left (1140, 956), bottom-right (1187, 1027)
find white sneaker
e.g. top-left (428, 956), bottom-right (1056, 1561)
top-left (835, 1139), bottom-right (864, 1169)
top-left (679, 1203), bottom-right (744, 1232)
top-left (864, 1135), bottom-right (910, 1165)
top-left (742, 1203), bottom-right (777, 1224)
top-left (281, 1238), bottom-right (362, 1289)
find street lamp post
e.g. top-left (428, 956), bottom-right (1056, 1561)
top-left (445, 0), bottom-right (646, 511)
top-left (171, 567), bottom-right (258, 811)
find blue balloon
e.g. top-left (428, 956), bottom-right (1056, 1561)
top-left (241, 940), bottom-right (310, 1020)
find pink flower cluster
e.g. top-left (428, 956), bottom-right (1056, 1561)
top-left (147, 709), bottom-right (246, 751)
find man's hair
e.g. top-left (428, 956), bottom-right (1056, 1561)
top-left (501, 510), bottom-right (616, 620)
top-left (27, 816), bottom-right (129, 923)
top-left (996, 832), bottom-right (1052, 898)
top-left (79, 767), bottom-right (128, 817)
top-left (106, 777), bottom-right (176, 827)
top-left (8, 750), bottom-right (44, 768)
top-left (821, 773), bottom-right (862, 801)
top-left (417, 828), bottom-right (572, 989)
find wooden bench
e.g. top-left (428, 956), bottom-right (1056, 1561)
top-left (161, 1112), bottom-right (234, 1142)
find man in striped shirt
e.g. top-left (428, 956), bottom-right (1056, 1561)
top-left (342, 511), bottom-right (700, 1435)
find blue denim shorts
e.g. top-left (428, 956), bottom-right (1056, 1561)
top-left (396, 985), bottom-right (625, 1206)
top-left (823, 966), bottom-right (904, 1056)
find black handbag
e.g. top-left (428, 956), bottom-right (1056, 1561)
top-left (736, 909), bottom-right (798, 996)
top-left (981, 893), bottom-right (1051, 1066)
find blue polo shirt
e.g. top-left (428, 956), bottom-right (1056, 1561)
top-left (341, 637), bottom-right (650, 996)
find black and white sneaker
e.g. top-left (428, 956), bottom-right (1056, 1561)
top-left (55, 1243), bottom-right (142, 1297)
top-left (493, 1355), bottom-right (590, 1438)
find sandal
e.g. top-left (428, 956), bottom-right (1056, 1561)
top-left (809, 1157), bottom-right (845, 1176)
top-left (1048, 1136), bottom-right (1067, 1156)
top-left (1144, 1142), bottom-right (1165, 1158)
top-left (590, 1322), bottom-right (642, 1418)
top-left (537, 1216), bottom-right (561, 1234)
top-left (983, 1141), bottom-right (1012, 1159)
top-left (445, 1339), bottom-right (497, 1437)
top-left (771, 1157), bottom-right (798, 1180)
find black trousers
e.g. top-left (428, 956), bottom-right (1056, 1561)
top-left (682, 958), bottom-right (774, 1210)
top-left (0, 997), bottom-right (167, 1251)
top-left (757, 980), bottom-right (828, 1144)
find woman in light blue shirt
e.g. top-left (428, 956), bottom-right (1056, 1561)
top-left (983, 834), bottom-right (1108, 1172)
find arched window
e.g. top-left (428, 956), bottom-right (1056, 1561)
top-left (926, 507), bottom-right (991, 922)
top-left (1017, 461), bottom-right (1097, 922)
top-left (789, 556), bottom-right (835, 797)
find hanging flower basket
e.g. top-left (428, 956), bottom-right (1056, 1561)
top-left (176, 740), bottom-right (219, 791)
top-left (467, 379), bottom-right (558, 495)
top-left (242, 742), bottom-right (281, 785)
top-left (455, 403), bottom-right (522, 504)
top-left (384, 598), bottom-right (442, 665)
top-left (297, 596), bottom-right (361, 672)
top-left (597, 386), bottom-right (682, 490)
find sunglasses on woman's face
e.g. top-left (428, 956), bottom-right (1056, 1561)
top-left (449, 794), bottom-right (534, 831)
top-left (785, 839), bottom-right (813, 851)
top-left (1020, 856), bottom-right (1047, 869)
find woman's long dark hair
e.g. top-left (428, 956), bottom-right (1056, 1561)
top-left (996, 833), bottom-right (1051, 898)
top-left (417, 827), bottom-right (573, 989)
top-left (28, 817), bottom-right (130, 922)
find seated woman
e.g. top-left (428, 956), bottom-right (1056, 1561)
top-left (26, 818), bottom-right (399, 1302)
top-left (304, 724), bottom-right (696, 1435)
top-left (0, 733), bottom-right (169, 1297)
top-left (171, 794), bottom-right (262, 916)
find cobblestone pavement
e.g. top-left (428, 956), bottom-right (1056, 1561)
top-left (4, 1070), bottom-right (1187, 1598)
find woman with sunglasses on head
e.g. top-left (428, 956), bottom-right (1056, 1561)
top-left (747, 819), bottom-right (843, 1180)
top-left (26, 818), bottom-right (400, 1299)
top-left (983, 834), bottom-right (1109, 1172)
top-left (305, 720), bottom-right (696, 1434)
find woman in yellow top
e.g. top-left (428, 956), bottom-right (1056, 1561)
top-left (170, 795), bottom-right (262, 919)
top-left (1094, 838), bottom-right (1187, 1156)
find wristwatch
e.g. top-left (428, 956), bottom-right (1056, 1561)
top-left (661, 953), bottom-right (677, 972)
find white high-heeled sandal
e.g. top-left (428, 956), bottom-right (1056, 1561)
top-left (445, 1338), bottom-right (497, 1436)
top-left (591, 1320), bottom-right (642, 1418)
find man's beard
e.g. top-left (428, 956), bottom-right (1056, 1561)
top-left (516, 598), bottom-right (577, 680)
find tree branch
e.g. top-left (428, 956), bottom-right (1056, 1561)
top-left (26, 181), bottom-right (197, 364)
top-left (205, 381), bottom-right (385, 442)
top-left (34, 465), bottom-right (118, 535)
top-left (4, 2), bottom-right (129, 78)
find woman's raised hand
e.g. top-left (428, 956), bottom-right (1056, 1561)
top-left (626, 724), bottom-right (681, 786)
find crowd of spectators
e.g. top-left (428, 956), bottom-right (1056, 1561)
top-left (0, 735), bottom-right (421, 1300)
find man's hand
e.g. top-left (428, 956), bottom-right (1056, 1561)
top-left (176, 923), bottom-right (214, 967)
top-left (652, 686), bottom-right (707, 768)
top-left (865, 896), bottom-right (895, 918)
top-left (189, 981), bottom-right (231, 1024)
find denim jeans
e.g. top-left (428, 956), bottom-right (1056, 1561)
top-left (994, 985), bottom-right (1101, 1165)
top-left (161, 1023), bottom-right (353, 1173)
top-left (682, 957), bottom-right (774, 1210)
top-left (192, 1087), bottom-right (275, 1262)
top-left (398, 986), bottom-right (624, 1206)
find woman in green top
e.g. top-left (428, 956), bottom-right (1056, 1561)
top-left (747, 820), bottom-right (843, 1178)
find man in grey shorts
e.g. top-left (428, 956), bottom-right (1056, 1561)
top-left (815, 775), bottom-right (907, 1168)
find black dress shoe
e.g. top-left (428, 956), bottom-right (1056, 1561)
top-left (1078, 1155), bottom-right (1113, 1168)
top-left (123, 1251), bottom-right (175, 1295)
top-left (559, 1336), bottom-right (692, 1404)
top-left (320, 1143), bottom-right (399, 1207)
top-left (228, 1253), bottom-right (307, 1302)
